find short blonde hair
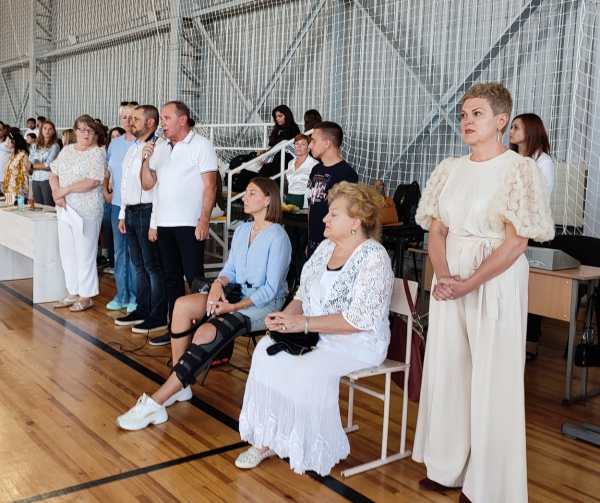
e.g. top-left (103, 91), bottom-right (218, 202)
top-left (119, 103), bottom-right (137, 117)
top-left (328, 182), bottom-right (385, 241)
top-left (462, 82), bottom-right (513, 132)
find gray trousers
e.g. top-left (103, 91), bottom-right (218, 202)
top-left (32, 180), bottom-right (55, 206)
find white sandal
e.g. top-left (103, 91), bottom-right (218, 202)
top-left (235, 446), bottom-right (276, 469)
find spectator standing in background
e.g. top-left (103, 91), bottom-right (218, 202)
top-left (0, 122), bottom-right (12, 192)
top-left (29, 120), bottom-right (60, 206)
top-left (25, 118), bottom-right (39, 137)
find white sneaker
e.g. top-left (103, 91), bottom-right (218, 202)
top-left (116, 393), bottom-right (168, 431)
top-left (235, 446), bottom-right (276, 469)
top-left (163, 386), bottom-right (193, 407)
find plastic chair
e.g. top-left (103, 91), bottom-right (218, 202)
top-left (339, 278), bottom-right (419, 477)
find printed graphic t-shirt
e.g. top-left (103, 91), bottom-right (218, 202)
top-left (306, 160), bottom-right (358, 258)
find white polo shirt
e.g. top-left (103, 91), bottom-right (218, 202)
top-left (119, 133), bottom-right (166, 228)
top-left (149, 130), bottom-right (218, 228)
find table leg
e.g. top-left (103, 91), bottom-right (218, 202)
top-left (564, 279), bottom-right (579, 405)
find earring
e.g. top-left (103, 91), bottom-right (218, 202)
top-left (351, 229), bottom-right (356, 235)
top-left (497, 130), bottom-right (502, 142)
top-left (265, 203), bottom-right (268, 207)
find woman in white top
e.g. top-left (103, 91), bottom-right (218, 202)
top-left (509, 113), bottom-right (555, 361)
top-left (413, 83), bottom-right (554, 503)
top-left (285, 133), bottom-right (318, 274)
top-left (235, 181), bottom-right (394, 476)
top-left (50, 115), bottom-right (107, 312)
top-left (29, 120), bottom-right (60, 206)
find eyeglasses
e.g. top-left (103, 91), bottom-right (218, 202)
top-left (120, 101), bottom-right (139, 107)
top-left (76, 127), bottom-right (95, 135)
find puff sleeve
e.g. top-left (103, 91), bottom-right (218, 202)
top-left (489, 157), bottom-right (555, 242)
top-left (415, 157), bottom-right (454, 230)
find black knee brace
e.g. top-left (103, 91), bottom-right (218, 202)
top-left (172, 312), bottom-right (251, 386)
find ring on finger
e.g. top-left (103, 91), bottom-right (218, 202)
top-left (281, 324), bottom-right (286, 331)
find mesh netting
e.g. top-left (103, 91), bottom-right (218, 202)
top-left (1, 0), bottom-right (599, 235)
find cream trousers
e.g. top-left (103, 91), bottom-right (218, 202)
top-left (57, 210), bottom-right (102, 298)
top-left (413, 233), bottom-right (529, 503)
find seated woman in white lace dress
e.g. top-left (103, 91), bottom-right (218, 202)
top-left (235, 181), bottom-right (394, 476)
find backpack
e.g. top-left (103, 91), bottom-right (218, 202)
top-left (393, 181), bottom-right (421, 224)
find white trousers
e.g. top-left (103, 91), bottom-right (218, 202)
top-left (57, 210), bottom-right (102, 298)
top-left (413, 233), bottom-right (529, 503)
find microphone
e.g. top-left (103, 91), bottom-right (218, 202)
top-left (144, 127), bottom-right (163, 160)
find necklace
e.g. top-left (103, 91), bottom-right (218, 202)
top-left (251, 223), bottom-right (271, 233)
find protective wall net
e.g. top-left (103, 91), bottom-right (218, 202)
top-left (1, 0), bottom-right (599, 236)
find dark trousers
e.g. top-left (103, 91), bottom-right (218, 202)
top-left (526, 313), bottom-right (543, 343)
top-left (157, 226), bottom-right (205, 321)
top-left (102, 201), bottom-right (115, 267)
top-left (32, 180), bottom-right (55, 206)
top-left (125, 207), bottom-right (167, 324)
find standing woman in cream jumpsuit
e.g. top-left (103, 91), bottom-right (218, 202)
top-left (412, 83), bottom-right (555, 503)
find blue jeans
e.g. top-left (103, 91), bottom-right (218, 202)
top-left (111, 205), bottom-right (137, 305)
top-left (103, 202), bottom-right (114, 267)
top-left (125, 206), bottom-right (167, 324)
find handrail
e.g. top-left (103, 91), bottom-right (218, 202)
top-left (226, 128), bottom-right (314, 226)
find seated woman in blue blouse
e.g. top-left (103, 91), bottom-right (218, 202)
top-left (117, 177), bottom-right (291, 431)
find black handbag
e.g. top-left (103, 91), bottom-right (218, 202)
top-left (190, 277), bottom-right (243, 304)
top-left (393, 181), bottom-right (421, 224)
top-left (266, 330), bottom-right (319, 356)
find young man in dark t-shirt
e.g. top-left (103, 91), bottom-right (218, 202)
top-left (306, 122), bottom-right (358, 258)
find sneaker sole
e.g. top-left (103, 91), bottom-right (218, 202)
top-left (116, 410), bottom-right (168, 431)
top-left (132, 325), bottom-right (169, 334)
top-left (115, 319), bottom-right (145, 326)
top-left (164, 388), bottom-right (193, 407)
top-left (149, 340), bottom-right (171, 346)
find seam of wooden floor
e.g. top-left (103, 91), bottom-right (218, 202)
top-left (0, 282), bottom-right (374, 503)
top-left (11, 442), bottom-right (248, 503)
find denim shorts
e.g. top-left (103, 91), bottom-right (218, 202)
top-left (238, 285), bottom-right (284, 331)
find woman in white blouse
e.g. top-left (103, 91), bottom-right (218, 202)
top-left (413, 83), bottom-right (554, 503)
top-left (284, 133), bottom-right (318, 273)
top-left (235, 181), bottom-right (394, 476)
top-left (29, 120), bottom-right (60, 206)
top-left (509, 113), bottom-right (555, 361)
top-left (50, 115), bottom-right (107, 312)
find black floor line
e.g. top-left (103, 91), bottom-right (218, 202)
top-left (0, 283), bottom-right (374, 503)
top-left (12, 442), bottom-right (247, 503)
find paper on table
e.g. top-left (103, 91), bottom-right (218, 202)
top-left (59, 204), bottom-right (83, 236)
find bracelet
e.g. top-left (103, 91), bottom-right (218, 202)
top-left (241, 299), bottom-right (248, 310)
top-left (213, 278), bottom-right (226, 287)
top-left (305, 316), bottom-right (310, 334)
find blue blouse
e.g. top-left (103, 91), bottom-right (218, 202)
top-left (219, 222), bottom-right (291, 308)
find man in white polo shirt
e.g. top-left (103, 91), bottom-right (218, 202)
top-left (141, 101), bottom-right (217, 346)
top-left (114, 105), bottom-right (168, 335)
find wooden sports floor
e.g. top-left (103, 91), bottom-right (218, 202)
top-left (1, 273), bottom-right (600, 503)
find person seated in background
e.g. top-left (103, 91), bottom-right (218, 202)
top-left (36, 116), bottom-right (46, 131)
top-left (3, 132), bottom-right (29, 204)
top-left (509, 112), bottom-right (555, 361)
top-left (303, 109), bottom-right (322, 132)
top-left (306, 121), bottom-right (358, 258)
top-left (116, 178), bottom-right (291, 431)
top-left (284, 133), bottom-right (318, 274)
top-left (25, 133), bottom-right (37, 146)
top-left (230, 105), bottom-right (300, 191)
top-left (235, 181), bottom-right (392, 475)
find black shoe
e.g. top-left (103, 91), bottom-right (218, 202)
top-left (115, 312), bottom-right (146, 326)
top-left (97, 256), bottom-right (109, 268)
top-left (132, 320), bottom-right (169, 334)
top-left (149, 332), bottom-right (171, 346)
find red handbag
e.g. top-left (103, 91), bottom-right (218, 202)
top-left (387, 279), bottom-right (426, 402)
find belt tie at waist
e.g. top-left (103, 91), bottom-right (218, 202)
top-left (472, 238), bottom-right (500, 320)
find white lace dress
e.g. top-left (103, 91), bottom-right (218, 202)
top-left (239, 239), bottom-right (394, 476)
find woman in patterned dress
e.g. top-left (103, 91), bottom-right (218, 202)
top-left (3, 132), bottom-right (29, 201)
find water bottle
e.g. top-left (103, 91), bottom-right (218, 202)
top-left (17, 189), bottom-right (25, 212)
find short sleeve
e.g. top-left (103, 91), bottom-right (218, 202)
top-left (489, 157), bottom-right (555, 242)
top-left (342, 247), bottom-right (394, 331)
top-left (88, 147), bottom-right (107, 182)
top-left (50, 148), bottom-right (64, 175)
top-left (415, 157), bottom-right (454, 230)
top-left (197, 140), bottom-right (218, 174)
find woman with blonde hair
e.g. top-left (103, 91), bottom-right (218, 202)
top-left (61, 129), bottom-right (77, 146)
top-left (412, 83), bottom-right (554, 503)
top-left (235, 181), bottom-right (394, 476)
top-left (29, 120), bottom-right (60, 206)
top-left (50, 115), bottom-right (107, 312)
